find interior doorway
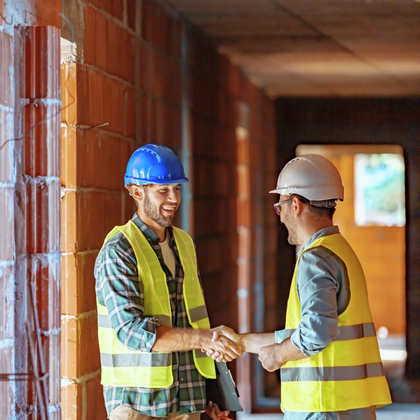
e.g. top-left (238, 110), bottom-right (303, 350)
top-left (296, 144), bottom-right (407, 382)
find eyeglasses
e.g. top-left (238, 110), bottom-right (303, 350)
top-left (273, 197), bottom-right (293, 216)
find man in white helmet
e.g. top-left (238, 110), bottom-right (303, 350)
top-left (95, 144), bottom-right (241, 420)
top-left (206, 155), bottom-right (391, 419)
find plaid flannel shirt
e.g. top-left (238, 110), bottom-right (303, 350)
top-left (94, 213), bottom-right (207, 418)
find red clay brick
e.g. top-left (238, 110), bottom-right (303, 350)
top-left (24, 103), bottom-right (61, 177)
top-left (77, 130), bottom-right (132, 190)
top-left (77, 191), bottom-right (123, 251)
top-left (77, 66), bottom-right (125, 135)
top-left (34, 0), bottom-right (61, 27)
top-left (61, 253), bottom-right (78, 315)
top-left (61, 382), bottom-right (82, 420)
top-left (95, 9), bottom-right (108, 70)
top-left (61, 62), bottom-right (77, 125)
top-left (127, 0), bottom-right (137, 31)
top-left (0, 187), bottom-right (15, 261)
top-left (61, 125), bottom-right (77, 188)
top-left (0, 264), bottom-right (13, 338)
top-left (0, 109), bottom-right (13, 183)
top-left (23, 26), bottom-right (61, 99)
top-left (107, 21), bottom-right (135, 84)
top-left (126, 86), bottom-right (136, 138)
top-left (79, 316), bottom-right (101, 374)
top-left (0, 347), bottom-right (14, 419)
top-left (45, 333), bottom-right (62, 406)
top-left (83, 6), bottom-right (97, 67)
top-left (85, 374), bottom-right (108, 420)
top-left (25, 179), bottom-right (61, 254)
top-left (62, 190), bottom-right (77, 253)
top-left (0, 31), bottom-right (12, 107)
top-left (61, 317), bottom-right (78, 378)
top-left (83, 252), bottom-right (99, 311)
top-left (28, 254), bottom-right (61, 333)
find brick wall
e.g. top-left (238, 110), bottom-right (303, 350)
top-left (60, 0), bottom-right (137, 419)
top-left (1, 1), bottom-right (62, 417)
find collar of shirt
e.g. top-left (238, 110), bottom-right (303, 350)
top-left (297, 225), bottom-right (340, 257)
top-left (131, 213), bottom-right (176, 248)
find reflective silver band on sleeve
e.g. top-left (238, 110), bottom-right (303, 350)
top-left (281, 322), bottom-right (376, 342)
top-left (100, 351), bottom-right (172, 368)
top-left (281, 362), bottom-right (384, 382)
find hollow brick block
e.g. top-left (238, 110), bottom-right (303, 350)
top-left (77, 129), bottom-right (132, 190)
top-left (61, 382), bottom-right (82, 420)
top-left (0, 187), bottom-right (14, 261)
top-left (77, 66), bottom-right (125, 135)
top-left (0, 31), bottom-right (12, 107)
top-left (61, 125), bottom-right (77, 188)
top-left (0, 109), bottom-right (13, 183)
top-left (22, 26), bottom-right (61, 100)
top-left (24, 103), bottom-right (61, 177)
top-left (61, 316), bottom-right (100, 378)
top-left (79, 316), bottom-right (101, 374)
top-left (127, 0), bottom-right (136, 31)
top-left (62, 252), bottom-right (98, 316)
top-left (85, 374), bottom-right (108, 420)
top-left (61, 62), bottom-right (77, 125)
top-left (25, 179), bottom-right (61, 254)
top-left (27, 254), bottom-right (61, 333)
top-left (77, 191), bottom-right (123, 251)
top-left (107, 19), bottom-right (135, 84)
top-left (126, 86), bottom-right (136, 138)
top-left (62, 190), bottom-right (77, 253)
top-left (0, 264), bottom-right (14, 342)
top-left (0, 347), bottom-right (14, 418)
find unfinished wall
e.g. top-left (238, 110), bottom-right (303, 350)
top-left (60, 0), bottom-right (277, 418)
top-left (60, 0), bottom-right (138, 418)
top-left (0, 0), bottom-right (62, 418)
top-left (275, 97), bottom-right (420, 383)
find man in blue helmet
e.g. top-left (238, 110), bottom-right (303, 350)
top-left (95, 144), bottom-right (241, 420)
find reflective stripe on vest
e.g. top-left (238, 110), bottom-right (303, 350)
top-left (97, 221), bottom-right (216, 388)
top-left (281, 233), bottom-right (391, 412)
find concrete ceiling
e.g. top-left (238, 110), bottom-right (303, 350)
top-left (162, 0), bottom-right (420, 97)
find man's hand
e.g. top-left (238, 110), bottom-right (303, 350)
top-left (205, 401), bottom-right (230, 420)
top-left (258, 343), bottom-right (284, 372)
top-left (204, 327), bottom-right (242, 362)
top-left (202, 325), bottom-right (242, 362)
top-left (258, 337), bottom-right (306, 372)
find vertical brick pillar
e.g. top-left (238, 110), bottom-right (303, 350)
top-left (20, 25), bottom-right (62, 418)
top-left (0, 27), bottom-right (15, 420)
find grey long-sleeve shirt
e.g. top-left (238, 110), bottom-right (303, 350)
top-left (275, 226), bottom-right (376, 420)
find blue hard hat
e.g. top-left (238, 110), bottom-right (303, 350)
top-left (124, 144), bottom-right (189, 187)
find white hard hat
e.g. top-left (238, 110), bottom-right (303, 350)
top-left (270, 154), bottom-right (344, 202)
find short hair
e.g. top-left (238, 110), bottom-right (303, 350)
top-left (294, 195), bottom-right (336, 220)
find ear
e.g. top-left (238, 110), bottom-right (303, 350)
top-left (291, 196), bottom-right (305, 216)
top-left (131, 186), bottom-right (143, 200)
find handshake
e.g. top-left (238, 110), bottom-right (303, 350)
top-left (200, 325), bottom-right (302, 372)
top-left (201, 325), bottom-right (243, 363)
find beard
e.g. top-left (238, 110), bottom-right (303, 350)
top-left (143, 190), bottom-right (175, 228)
top-left (281, 208), bottom-right (298, 245)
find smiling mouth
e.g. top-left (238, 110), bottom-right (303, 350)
top-left (162, 206), bottom-right (177, 213)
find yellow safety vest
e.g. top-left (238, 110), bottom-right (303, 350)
top-left (281, 233), bottom-right (391, 412)
top-left (97, 220), bottom-right (216, 388)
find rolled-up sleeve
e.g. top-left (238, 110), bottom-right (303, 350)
top-left (290, 248), bottom-right (341, 357)
top-left (95, 235), bottom-right (158, 352)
